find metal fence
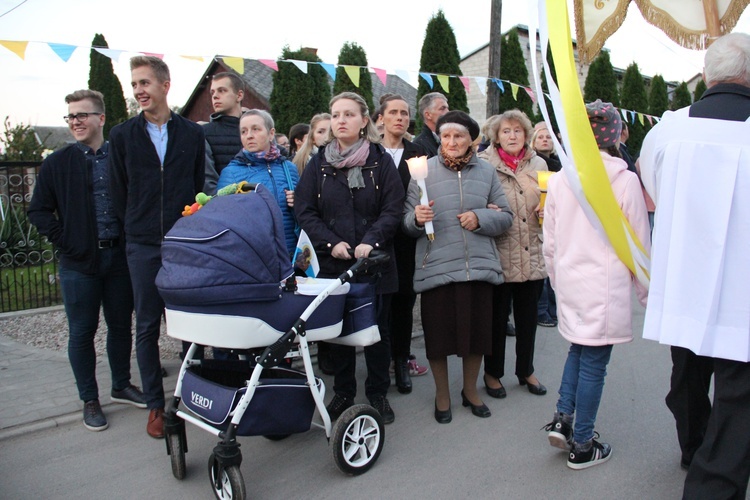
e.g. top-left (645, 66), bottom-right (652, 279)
top-left (0, 161), bottom-right (61, 312)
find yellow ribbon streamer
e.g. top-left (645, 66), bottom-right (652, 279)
top-left (545, 0), bottom-right (649, 280)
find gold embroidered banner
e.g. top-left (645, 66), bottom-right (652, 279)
top-left (574, 0), bottom-right (750, 62)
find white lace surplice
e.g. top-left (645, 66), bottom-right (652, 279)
top-left (640, 108), bottom-right (750, 362)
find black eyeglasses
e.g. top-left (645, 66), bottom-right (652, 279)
top-left (64, 112), bottom-right (102, 123)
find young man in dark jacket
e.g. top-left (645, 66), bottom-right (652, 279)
top-left (203, 71), bottom-right (245, 195)
top-left (28, 89), bottom-right (146, 432)
top-left (109, 56), bottom-right (205, 439)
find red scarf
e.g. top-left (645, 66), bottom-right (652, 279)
top-left (497, 146), bottom-right (526, 172)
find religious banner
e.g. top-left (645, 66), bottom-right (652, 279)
top-left (574, 0), bottom-right (750, 62)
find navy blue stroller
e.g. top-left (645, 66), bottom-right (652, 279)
top-left (156, 186), bottom-right (387, 500)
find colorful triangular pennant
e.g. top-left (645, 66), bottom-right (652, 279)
top-left (47, 43), bottom-right (76, 62)
top-left (419, 72), bottom-right (433, 89)
top-left (0, 40), bottom-right (28, 60)
top-left (436, 74), bottom-right (450, 92)
top-left (320, 62), bottom-right (336, 80)
top-left (372, 67), bottom-right (387, 86)
top-left (94, 48), bottom-right (124, 62)
top-left (258, 59), bottom-right (278, 71)
top-left (222, 57), bottom-right (244, 74)
top-left (343, 65), bottom-right (360, 87)
top-left (289, 60), bottom-right (308, 74)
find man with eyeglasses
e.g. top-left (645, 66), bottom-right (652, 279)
top-left (28, 89), bottom-right (147, 433)
top-left (109, 56), bottom-right (205, 439)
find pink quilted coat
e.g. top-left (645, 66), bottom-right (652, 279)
top-left (542, 152), bottom-right (650, 346)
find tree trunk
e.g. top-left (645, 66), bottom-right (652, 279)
top-left (486, 0), bottom-right (502, 118)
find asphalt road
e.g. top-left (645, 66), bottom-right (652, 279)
top-left (0, 302), bottom-right (697, 499)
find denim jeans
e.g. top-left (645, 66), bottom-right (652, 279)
top-left (59, 246), bottom-right (134, 402)
top-left (126, 242), bottom-right (165, 410)
top-left (537, 277), bottom-right (557, 322)
top-left (556, 343), bottom-right (614, 444)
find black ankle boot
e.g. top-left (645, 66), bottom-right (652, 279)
top-left (394, 358), bottom-right (412, 394)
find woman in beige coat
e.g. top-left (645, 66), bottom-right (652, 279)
top-left (479, 109), bottom-right (549, 398)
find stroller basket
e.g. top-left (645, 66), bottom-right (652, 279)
top-left (182, 361), bottom-right (322, 437)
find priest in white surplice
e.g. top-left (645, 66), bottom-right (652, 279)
top-left (639, 32), bottom-right (750, 500)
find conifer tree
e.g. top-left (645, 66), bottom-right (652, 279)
top-left (88, 34), bottom-right (128, 139)
top-left (415, 9), bottom-right (468, 132)
top-left (583, 50), bottom-right (619, 107)
top-left (496, 28), bottom-right (533, 119)
top-left (333, 42), bottom-right (374, 113)
top-left (270, 47), bottom-right (331, 136)
top-left (648, 74), bottom-right (669, 118)
top-left (693, 79), bottom-right (707, 102)
top-left (620, 62), bottom-right (649, 156)
top-left (671, 82), bottom-right (692, 110)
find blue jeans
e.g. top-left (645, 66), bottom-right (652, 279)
top-left (556, 343), bottom-right (614, 443)
top-left (126, 242), bottom-right (165, 410)
top-left (537, 277), bottom-right (557, 322)
top-left (59, 246), bottom-right (134, 402)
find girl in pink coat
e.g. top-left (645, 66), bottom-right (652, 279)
top-left (542, 100), bottom-right (650, 470)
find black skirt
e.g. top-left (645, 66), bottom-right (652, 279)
top-left (420, 281), bottom-right (494, 359)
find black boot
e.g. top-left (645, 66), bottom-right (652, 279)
top-left (394, 358), bottom-right (412, 394)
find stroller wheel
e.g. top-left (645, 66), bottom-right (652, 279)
top-left (208, 453), bottom-right (246, 500)
top-left (262, 434), bottom-right (291, 441)
top-left (331, 404), bottom-right (384, 475)
top-left (167, 433), bottom-right (186, 479)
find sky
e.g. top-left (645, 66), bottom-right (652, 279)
top-left (2, 0), bottom-right (750, 127)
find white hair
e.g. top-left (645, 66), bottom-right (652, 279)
top-left (704, 32), bottom-right (750, 86)
top-left (438, 122), bottom-right (469, 137)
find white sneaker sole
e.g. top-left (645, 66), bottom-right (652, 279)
top-left (83, 420), bottom-right (109, 432)
top-left (567, 449), bottom-right (612, 470)
top-left (548, 431), bottom-right (571, 450)
top-left (110, 396), bottom-right (147, 409)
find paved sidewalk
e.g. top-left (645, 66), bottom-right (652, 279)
top-left (0, 333), bottom-right (182, 439)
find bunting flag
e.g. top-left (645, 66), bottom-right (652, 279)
top-left (222, 57), bottom-right (244, 74)
top-left (48, 43), bottom-right (76, 62)
top-left (436, 74), bottom-right (450, 92)
top-left (372, 67), bottom-right (387, 86)
top-left (646, 114), bottom-right (654, 126)
top-left (459, 76), bottom-right (470, 93)
top-left (320, 62), bottom-right (336, 80)
top-left (510, 83), bottom-right (519, 100)
top-left (529, 0), bottom-right (649, 286)
top-left (0, 37), bottom-right (662, 123)
top-left (395, 69), bottom-right (412, 86)
top-left (258, 59), bottom-right (278, 71)
top-left (94, 48), bottom-right (124, 62)
top-left (0, 40), bottom-right (28, 60)
top-left (475, 77), bottom-right (488, 96)
top-left (419, 72), bottom-right (434, 89)
top-left (637, 112), bottom-right (645, 125)
top-left (343, 65), bottom-right (360, 87)
top-left (289, 60), bottom-right (308, 74)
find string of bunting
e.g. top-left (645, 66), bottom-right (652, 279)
top-left (0, 38), bottom-right (660, 125)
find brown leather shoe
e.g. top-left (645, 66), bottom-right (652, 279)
top-left (146, 408), bottom-right (164, 439)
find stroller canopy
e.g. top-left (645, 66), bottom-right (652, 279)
top-left (156, 186), bottom-right (294, 306)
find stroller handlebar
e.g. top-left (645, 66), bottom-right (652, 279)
top-left (344, 249), bottom-right (390, 279)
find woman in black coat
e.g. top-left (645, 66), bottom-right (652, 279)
top-left (294, 92), bottom-right (404, 425)
top-left (376, 93), bottom-right (429, 394)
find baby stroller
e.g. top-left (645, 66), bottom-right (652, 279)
top-left (156, 186), bottom-right (388, 500)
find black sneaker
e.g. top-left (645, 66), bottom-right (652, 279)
top-left (83, 400), bottom-right (108, 432)
top-left (567, 439), bottom-right (612, 470)
top-left (543, 412), bottom-right (573, 450)
top-left (111, 385), bottom-right (147, 409)
top-left (326, 394), bottom-right (354, 421)
top-left (369, 395), bottom-right (395, 424)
